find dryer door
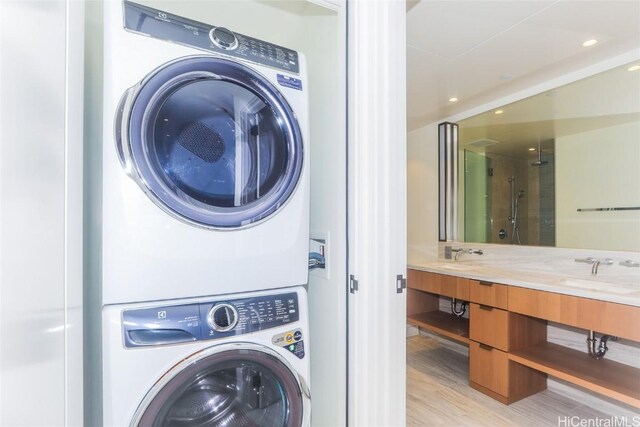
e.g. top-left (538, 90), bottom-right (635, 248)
top-left (131, 344), bottom-right (308, 427)
top-left (116, 56), bottom-right (303, 229)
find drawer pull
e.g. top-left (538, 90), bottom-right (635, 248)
top-left (479, 344), bottom-right (493, 351)
top-left (479, 281), bottom-right (493, 287)
top-left (479, 304), bottom-right (493, 311)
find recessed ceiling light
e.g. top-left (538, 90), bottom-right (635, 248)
top-left (628, 65), bottom-right (640, 72)
top-left (528, 148), bottom-right (536, 151)
top-left (449, 97), bottom-right (459, 103)
top-left (582, 39), bottom-right (598, 47)
top-left (494, 110), bottom-right (504, 115)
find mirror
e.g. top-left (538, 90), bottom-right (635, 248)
top-left (444, 62), bottom-right (640, 252)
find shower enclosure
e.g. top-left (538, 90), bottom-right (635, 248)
top-left (508, 176), bottom-right (525, 245)
top-left (463, 149), bottom-right (555, 246)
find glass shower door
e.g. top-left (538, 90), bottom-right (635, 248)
top-left (464, 150), bottom-right (491, 243)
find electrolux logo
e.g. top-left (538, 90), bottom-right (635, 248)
top-left (558, 416), bottom-right (640, 427)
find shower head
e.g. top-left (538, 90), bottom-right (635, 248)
top-left (532, 139), bottom-right (548, 166)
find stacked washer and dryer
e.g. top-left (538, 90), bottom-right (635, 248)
top-left (97, 1), bottom-right (311, 425)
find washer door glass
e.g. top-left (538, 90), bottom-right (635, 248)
top-left (122, 56), bottom-right (303, 229)
top-left (135, 349), bottom-right (304, 427)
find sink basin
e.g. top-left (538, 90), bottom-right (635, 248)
top-left (560, 278), bottom-right (640, 295)
top-left (430, 262), bottom-right (477, 272)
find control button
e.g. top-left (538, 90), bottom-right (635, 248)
top-left (209, 27), bottom-right (238, 50)
top-left (207, 303), bottom-right (238, 332)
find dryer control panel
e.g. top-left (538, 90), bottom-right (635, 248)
top-left (123, 1), bottom-right (300, 74)
top-left (122, 292), bottom-right (299, 348)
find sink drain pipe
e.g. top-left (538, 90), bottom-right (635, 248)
top-left (587, 331), bottom-right (619, 359)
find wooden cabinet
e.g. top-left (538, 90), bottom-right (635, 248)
top-left (469, 280), bottom-right (508, 309)
top-left (470, 304), bottom-right (510, 351)
top-left (469, 342), bottom-right (510, 397)
top-left (470, 303), bottom-right (547, 352)
top-left (470, 341), bottom-right (547, 404)
top-left (508, 286), bottom-right (640, 342)
top-left (407, 271), bottom-right (469, 345)
top-left (407, 268), bottom-right (640, 408)
top-left (468, 298), bottom-right (546, 402)
top-left (409, 270), bottom-right (469, 300)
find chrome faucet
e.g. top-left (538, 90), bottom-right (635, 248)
top-left (591, 258), bottom-right (613, 275)
top-left (574, 257), bottom-right (613, 275)
top-left (452, 248), bottom-right (483, 261)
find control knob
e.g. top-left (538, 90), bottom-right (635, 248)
top-left (208, 303), bottom-right (238, 332)
top-left (209, 27), bottom-right (238, 50)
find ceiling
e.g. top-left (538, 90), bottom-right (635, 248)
top-left (458, 61), bottom-right (640, 159)
top-left (406, 0), bottom-right (640, 130)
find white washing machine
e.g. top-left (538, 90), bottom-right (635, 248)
top-left (103, 287), bottom-right (310, 426)
top-left (102, 1), bottom-right (310, 304)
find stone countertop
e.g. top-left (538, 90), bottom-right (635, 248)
top-left (408, 261), bottom-right (640, 307)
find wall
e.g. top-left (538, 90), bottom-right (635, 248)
top-left (407, 123), bottom-right (439, 264)
top-left (1, 1), bottom-right (84, 425)
top-left (83, 1), bottom-right (104, 425)
top-left (556, 120), bottom-right (640, 251)
top-left (301, 9), bottom-right (348, 427)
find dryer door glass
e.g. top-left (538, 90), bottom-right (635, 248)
top-left (135, 348), bottom-right (304, 427)
top-left (123, 56), bottom-right (303, 229)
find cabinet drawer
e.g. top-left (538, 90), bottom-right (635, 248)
top-left (470, 280), bottom-right (508, 309)
top-left (440, 275), bottom-right (470, 300)
top-left (508, 287), bottom-right (640, 342)
top-left (469, 341), bottom-right (509, 397)
top-left (421, 272), bottom-right (441, 294)
top-left (470, 304), bottom-right (509, 351)
top-left (407, 270), bottom-right (470, 300)
top-left (407, 269), bottom-right (423, 291)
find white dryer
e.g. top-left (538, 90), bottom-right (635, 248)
top-left (102, 1), bottom-right (310, 304)
top-left (103, 287), bottom-right (310, 426)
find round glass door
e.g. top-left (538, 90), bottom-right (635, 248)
top-left (120, 56), bottom-right (303, 229)
top-left (133, 348), bottom-right (304, 427)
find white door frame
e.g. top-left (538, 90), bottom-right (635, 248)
top-left (347, 0), bottom-right (407, 425)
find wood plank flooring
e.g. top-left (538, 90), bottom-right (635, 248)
top-left (407, 334), bottom-right (639, 426)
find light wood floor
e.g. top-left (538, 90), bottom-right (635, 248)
top-left (407, 334), bottom-right (638, 426)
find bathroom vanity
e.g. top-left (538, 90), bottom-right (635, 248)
top-left (407, 264), bottom-right (640, 407)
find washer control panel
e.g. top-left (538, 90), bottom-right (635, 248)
top-left (122, 292), bottom-right (299, 348)
top-left (123, 1), bottom-right (300, 74)
top-left (209, 27), bottom-right (238, 50)
top-left (207, 303), bottom-right (238, 331)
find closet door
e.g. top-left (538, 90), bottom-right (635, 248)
top-left (347, 1), bottom-right (407, 425)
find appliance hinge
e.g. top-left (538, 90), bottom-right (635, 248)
top-left (396, 274), bottom-right (407, 293)
top-left (349, 274), bottom-right (359, 293)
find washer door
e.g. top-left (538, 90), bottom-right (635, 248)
top-left (116, 56), bottom-right (303, 229)
top-left (132, 344), bottom-right (307, 427)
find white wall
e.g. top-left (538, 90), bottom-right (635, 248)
top-left (556, 120), bottom-right (640, 251)
top-left (0, 1), bottom-right (84, 425)
top-left (407, 123), bottom-right (439, 264)
top-left (301, 9), bottom-right (348, 427)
